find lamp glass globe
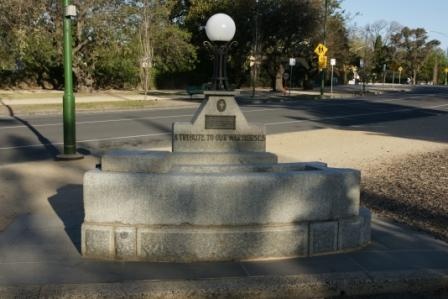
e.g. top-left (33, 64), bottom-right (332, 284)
top-left (205, 13), bottom-right (236, 42)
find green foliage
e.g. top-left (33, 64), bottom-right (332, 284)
top-left (390, 27), bottom-right (440, 84)
top-left (152, 22), bottom-right (197, 74)
top-left (0, 0), bottom-right (196, 90)
top-left (418, 48), bottom-right (448, 84)
top-left (1, 0), bottom-right (441, 90)
top-left (184, 0), bottom-right (325, 90)
top-left (94, 42), bottom-right (141, 89)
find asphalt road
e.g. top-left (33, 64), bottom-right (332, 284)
top-left (0, 85), bottom-right (447, 165)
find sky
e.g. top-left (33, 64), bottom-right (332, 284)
top-left (341, 0), bottom-right (448, 51)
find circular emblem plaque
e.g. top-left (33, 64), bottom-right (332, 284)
top-left (217, 99), bottom-right (226, 112)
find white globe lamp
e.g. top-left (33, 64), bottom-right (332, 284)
top-left (205, 13), bottom-right (236, 42)
top-left (203, 13), bottom-right (238, 90)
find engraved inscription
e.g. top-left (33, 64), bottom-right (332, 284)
top-left (205, 115), bottom-right (236, 130)
top-left (173, 133), bottom-right (265, 142)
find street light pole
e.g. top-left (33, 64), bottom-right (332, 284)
top-left (252, 0), bottom-right (259, 97)
top-left (57, 0), bottom-right (82, 160)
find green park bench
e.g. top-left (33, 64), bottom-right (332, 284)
top-left (186, 83), bottom-right (209, 98)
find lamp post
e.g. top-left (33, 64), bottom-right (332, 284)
top-left (320, 0), bottom-right (328, 97)
top-left (203, 13), bottom-right (237, 91)
top-left (57, 0), bottom-right (82, 160)
top-left (252, 0), bottom-right (259, 97)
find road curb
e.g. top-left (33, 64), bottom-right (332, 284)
top-left (1, 269), bottom-right (447, 298)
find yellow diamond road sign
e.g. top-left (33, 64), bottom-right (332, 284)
top-left (445, 67), bottom-right (448, 73)
top-left (314, 43), bottom-right (328, 56)
top-left (398, 66), bottom-right (403, 72)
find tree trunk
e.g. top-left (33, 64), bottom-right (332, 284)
top-left (275, 64), bottom-right (285, 92)
top-left (433, 56), bottom-right (438, 85)
top-left (412, 69), bottom-right (417, 85)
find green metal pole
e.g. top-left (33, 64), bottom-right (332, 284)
top-left (58, 0), bottom-right (82, 160)
top-left (320, 0), bottom-right (328, 97)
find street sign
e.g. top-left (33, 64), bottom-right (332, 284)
top-left (314, 43), bottom-right (328, 56)
top-left (398, 66), bottom-right (403, 72)
top-left (445, 67), bottom-right (448, 73)
top-left (359, 59), bottom-right (364, 68)
top-left (289, 58), bottom-right (296, 66)
top-left (318, 55), bottom-right (328, 69)
top-left (249, 55), bottom-right (256, 67)
top-left (330, 58), bottom-right (336, 66)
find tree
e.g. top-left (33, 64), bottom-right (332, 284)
top-left (371, 35), bottom-right (391, 81)
top-left (128, 0), bottom-right (197, 93)
top-left (0, 1), bottom-right (62, 88)
top-left (0, 1), bottom-right (196, 90)
top-left (391, 27), bottom-right (440, 84)
top-left (184, 0), bottom-right (322, 91)
top-left (419, 48), bottom-right (448, 84)
top-left (348, 20), bottom-right (403, 83)
top-left (325, 3), bottom-right (351, 84)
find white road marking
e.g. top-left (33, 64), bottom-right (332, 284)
top-left (1, 103), bottom-right (447, 151)
top-left (264, 103), bottom-right (448, 126)
top-left (0, 132), bottom-right (170, 150)
top-left (0, 108), bottom-right (281, 130)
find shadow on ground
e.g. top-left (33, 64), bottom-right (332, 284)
top-left (242, 94), bottom-right (448, 143)
top-left (0, 98), bottom-right (93, 164)
top-left (48, 184), bottom-right (84, 252)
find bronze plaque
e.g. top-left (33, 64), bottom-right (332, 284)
top-left (217, 99), bottom-right (227, 112)
top-left (205, 115), bottom-right (236, 130)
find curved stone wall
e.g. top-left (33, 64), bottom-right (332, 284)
top-left (81, 208), bottom-right (371, 261)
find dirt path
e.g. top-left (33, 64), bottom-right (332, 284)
top-left (268, 128), bottom-right (448, 175)
top-left (269, 128), bottom-right (448, 241)
top-left (362, 150), bottom-right (448, 242)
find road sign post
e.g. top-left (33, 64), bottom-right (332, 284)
top-left (289, 58), bottom-right (296, 96)
top-left (330, 58), bottom-right (336, 97)
top-left (315, 43), bottom-right (328, 97)
top-left (359, 59), bottom-right (366, 95)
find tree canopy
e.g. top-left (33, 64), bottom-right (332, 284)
top-left (0, 0), bottom-right (443, 90)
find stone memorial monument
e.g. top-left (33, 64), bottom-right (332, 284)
top-left (81, 13), bottom-right (371, 261)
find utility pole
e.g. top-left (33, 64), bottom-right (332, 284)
top-left (57, 0), bottom-right (82, 160)
top-left (251, 0), bottom-right (259, 98)
top-left (320, 0), bottom-right (328, 97)
top-left (445, 68), bottom-right (448, 85)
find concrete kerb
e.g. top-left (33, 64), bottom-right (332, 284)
top-left (1, 270), bottom-right (447, 299)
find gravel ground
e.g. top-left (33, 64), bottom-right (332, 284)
top-left (362, 149), bottom-right (448, 242)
